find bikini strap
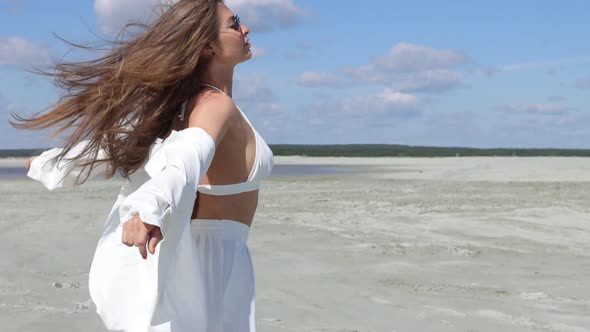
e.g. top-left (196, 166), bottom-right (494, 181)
top-left (200, 83), bottom-right (227, 96)
top-left (178, 83), bottom-right (229, 121)
top-left (177, 99), bottom-right (188, 121)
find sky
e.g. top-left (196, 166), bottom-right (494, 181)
top-left (1, 0), bottom-right (589, 149)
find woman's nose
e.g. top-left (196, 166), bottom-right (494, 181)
top-left (241, 24), bottom-right (250, 36)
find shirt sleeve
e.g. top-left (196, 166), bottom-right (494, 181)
top-left (27, 140), bottom-right (110, 190)
top-left (117, 127), bottom-right (216, 233)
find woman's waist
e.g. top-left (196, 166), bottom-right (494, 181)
top-left (192, 192), bottom-right (258, 226)
top-left (190, 218), bottom-right (250, 242)
top-left (191, 213), bottom-right (254, 227)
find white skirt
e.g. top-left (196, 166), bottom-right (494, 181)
top-left (190, 219), bottom-right (257, 332)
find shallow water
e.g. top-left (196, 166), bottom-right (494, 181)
top-left (0, 164), bottom-right (359, 180)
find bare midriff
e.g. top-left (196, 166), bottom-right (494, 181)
top-left (190, 190), bottom-right (258, 227)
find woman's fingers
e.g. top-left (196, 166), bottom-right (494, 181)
top-left (136, 235), bottom-right (148, 260)
top-left (122, 223), bottom-right (133, 247)
top-left (24, 156), bottom-right (36, 171)
top-left (148, 227), bottom-right (163, 254)
top-left (121, 215), bottom-right (161, 259)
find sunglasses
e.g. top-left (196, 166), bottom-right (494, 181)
top-left (225, 14), bottom-right (244, 43)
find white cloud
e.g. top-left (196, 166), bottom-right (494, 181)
top-left (250, 45), bottom-right (267, 59)
top-left (342, 43), bottom-right (469, 82)
top-left (496, 56), bottom-right (590, 73)
top-left (371, 88), bottom-right (420, 113)
top-left (309, 42), bottom-right (471, 93)
top-left (395, 69), bottom-right (465, 93)
top-left (376, 42), bottom-right (469, 73)
top-left (226, 0), bottom-right (307, 32)
top-left (233, 73), bottom-right (290, 136)
top-left (0, 93), bottom-right (62, 149)
top-left (94, 0), bottom-right (307, 36)
top-left (556, 112), bottom-right (590, 127)
top-left (497, 102), bottom-right (569, 115)
top-left (291, 89), bottom-right (423, 144)
top-left (235, 73), bottom-right (275, 102)
top-left (0, 37), bottom-right (52, 67)
top-left (308, 88), bottom-right (421, 123)
top-left (473, 56), bottom-right (590, 79)
top-left (247, 101), bottom-right (288, 133)
top-left (296, 71), bottom-right (347, 88)
top-left (94, 0), bottom-right (162, 36)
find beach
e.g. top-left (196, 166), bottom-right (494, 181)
top-left (0, 156), bottom-right (589, 331)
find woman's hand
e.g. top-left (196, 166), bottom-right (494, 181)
top-left (25, 156), bottom-right (36, 172)
top-left (121, 214), bottom-right (163, 259)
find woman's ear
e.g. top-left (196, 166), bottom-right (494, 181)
top-left (203, 43), bottom-right (215, 57)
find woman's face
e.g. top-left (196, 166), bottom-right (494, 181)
top-left (210, 3), bottom-right (251, 66)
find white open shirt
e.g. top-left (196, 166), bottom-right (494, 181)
top-left (28, 127), bottom-right (216, 332)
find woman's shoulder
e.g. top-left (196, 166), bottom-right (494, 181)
top-left (191, 90), bottom-right (236, 115)
top-left (186, 92), bottom-right (238, 145)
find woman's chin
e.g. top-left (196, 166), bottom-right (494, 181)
top-left (241, 50), bottom-right (253, 62)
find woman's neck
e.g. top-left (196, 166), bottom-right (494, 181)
top-left (199, 64), bottom-right (235, 97)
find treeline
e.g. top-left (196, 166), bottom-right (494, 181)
top-left (3, 145), bottom-right (590, 158)
top-left (268, 144), bottom-right (590, 157)
top-left (0, 149), bottom-right (48, 158)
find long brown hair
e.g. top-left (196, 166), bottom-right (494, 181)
top-left (10, 0), bottom-right (222, 185)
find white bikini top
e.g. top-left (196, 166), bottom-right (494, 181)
top-left (174, 83), bottom-right (274, 196)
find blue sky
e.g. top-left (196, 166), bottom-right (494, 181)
top-left (1, 0), bottom-right (589, 149)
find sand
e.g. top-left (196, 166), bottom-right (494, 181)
top-left (0, 156), bottom-right (589, 331)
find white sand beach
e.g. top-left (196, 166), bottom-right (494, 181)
top-left (0, 156), bottom-right (589, 331)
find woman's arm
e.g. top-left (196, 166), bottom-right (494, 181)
top-left (27, 140), bottom-right (111, 190)
top-left (118, 127), bottom-right (217, 231)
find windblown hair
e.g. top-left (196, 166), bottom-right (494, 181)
top-left (10, 0), bottom-right (222, 184)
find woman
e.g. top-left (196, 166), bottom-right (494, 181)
top-left (14, 1), bottom-right (273, 331)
